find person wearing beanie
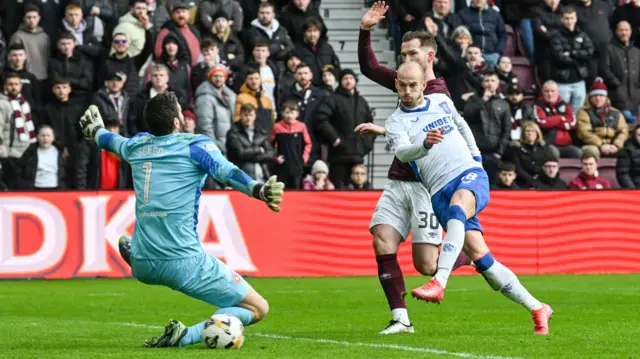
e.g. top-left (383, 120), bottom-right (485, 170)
top-left (321, 64), bottom-right (339, 92)
top-left (576, 77), bottom-right (629, 158)
top-left (182, 108), bottom-right (197, 133)
top-left (154, 1), bottom-right (202, 67)
top-left (302, 160), bottom-right (335, 190)
top-left (315, 67), bottom-right (374, 189)
top-left (277, 50), bottom-right (302, 102)
top-left (194, 64), bottom-right (236, 152)
top-left (145, 33), bottom-right (191, 106)
top-left (198, 0), bottom-right (244, 34)
top-left (209, 9), bottom-right (245, 71)
top-left (532, 155), bottom-right (569, 190)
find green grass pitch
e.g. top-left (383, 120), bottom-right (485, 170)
top-left (1, 275), bottom-right (639, 359)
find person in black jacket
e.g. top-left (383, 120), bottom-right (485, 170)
top-left (4, 42), bottom-right (41, 108)
top-left (456, 0), bottom-right (507, 67)
top-left (190, 39), bottom-right (229, 95)
top-left (147, 34), bottom-right (190, 106)
top-left (278, 0), bottom-right (327, 44)
top-left (90, 71), bottom-right (129, 126)
top-left (532, 155), bottom-right (569, 189)
top-left (244, 2), bottom-right (295, 69)
top-left (549, 6), bottom-right (594, 113)
top-left (294, 19), bottom-right (340, 88)
top-left (314, 69), bottom-right (374, 189)
top-left (491, 162), bottom-right (520, 189)
top-left (97, 32), bottom-right (148, 98)
top-left (600, 21), bottom-right (640, 124)
top-left (571, 0), bottom-right (613, 87)
top-left (277, 50), bottom-right (301, 106)
top-left (48, 31), bottom-right (94, 107)
top-left (505, 84), bottom-right (536, 143)
top-left (392, 0), bottom-right (431, 35)
top-left (436, 42), bottom-right (486, 109)
top-left (16, 125), bottom-right (68, 190)
top-left (503, 121), bottom-right (557, 188)
top-left (611, 0), bottom-right (640, 46)
top-left (532, 0), bottom-right (564, 81)
top-left (616, 125), bottom-right (640, 189)
top-left (226, 103), bottom-right (276, 182)
top-left (74, 117), bottom-right (132, 189)
top-left (209, 10), bottom-right (245, 72)
top-left (421, 0), bottom-right (463, 42)
top-left (463, 69), bottom-right (512, 183)
top-left (40, 77), bottom-right (83, 152)
top-left (59, 3), bottom-right (104, 65)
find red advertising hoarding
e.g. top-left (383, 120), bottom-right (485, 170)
top-left (1, 190), bottom-right (639, 279)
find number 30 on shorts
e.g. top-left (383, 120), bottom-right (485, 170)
top-left (418, 211), bottom-right (439, 229)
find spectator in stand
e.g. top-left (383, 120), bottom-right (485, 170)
top-left (9, 5), bottom-right (51, 81)
top-left (209, 10), bottom-right (245, 72)
top-left (391, 0), bottom-right (431, 35)
top-left (60, 3), bottom-right (104, 64)
top-left (295, 19), bottom-right (340, 87)
top-left (432, 25), bottom-right (472, 85)
top-left (502, 0), bottom-right (539, 61)
top-left (457, 0), bottom-right (506, 67)
top-left (279, 63), bottom-right (327, 166)
top-left (277, 50), bottom-right (302, 103)
top-left (491, 162), bottom-right (519, 189)
top-left (576, 79), bottom-right (628, 158)
top-left (549, 7), bottom-right (594, 112)
top-left (4, 43), bottom-right (41, 108)
top-left (535, 80), bottom-right (582, 158)
top-left (422, 0), bottom-right (463, 42)
top-left (237, 0), bottom-right (270, 29)
top-left (226, 103), bottom-right (275, 183)
top-left (270, 100), bottom-right (312, 189)
top-left (146, 34), bottom-right (191, 105)
top-left (99, 33), bottom-right (144, 99)
top-left (612, 0), bottom-right (640, 45)
top-left (191, 39), bottom-right (228, 94)
top-left (195, 66), bottom-right (236, 152)
top-left (198, 0), bottom-right (244, 34)
top-left (568, 152), bottom-right (612, 189)
top-left (147, 0), bottom-right (171, 41)
top-left (616, 124), bottom-right (640, 188)
top-left (112, 0), bottom-right (153, 58)
top-left (345, 164), bottom-right (370, 190)
top-left (245, 2), bottom-right (295, 68)
top-left (438, 43), bottom-right (486, 109)
top-left (16, 125), bottom-right (67, 190)
top-left (503, 121), bottom-right (556, 188)
top-left (235, 69), bottom-right (276, 134)
top-left (506, 84), bottom-right (535, 143)
top-left (315, 69), bottom-right (374, 189)
top-left (0, 73), bottom-right (38, 189)
top-left (279, 0), bottom-right (327, 44)
top-left (6, 0), bottom-right (64, 42)
top-left (572, 0), bottom-right (613, 86)
top-left (91, 71), bottom-right (130, 126)
top-left (600, 21), bottom-right (640, 124)
top-left (321, 65), bottom-right (339, 92)
top-left (234, 41), bottom-right (280, 113)
top-left (49, 31), bottom-right (94, 107)
top-left (462, 69), bottom-right (511, 182)
top-left (302, 160), bottom-right (335, 190)
top-left (182, 108), bottom-right (197, 133)
top-left (496, 56), bottom-right (518, 94)
top-left (74, 0), bottom-right (114, 46)
top-left (155, 1), bottom-right (201, 67)
top-left (533, 154), bottom-right (569, 189)
top-left (128, 64), bottom-right (183, 135)
top-left (75, 117), bottom-right (131, 189)
top-left (532, 0), bottom-right (564, 81)
top-left (40, 77), bottom-right (83, 153)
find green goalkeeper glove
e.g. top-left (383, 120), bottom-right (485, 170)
top-left (79, 105), bottom-right (105, 139)
top-left (257, 175), bottom-right (284, 212)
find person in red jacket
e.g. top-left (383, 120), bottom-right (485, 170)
top-left (568, 152), bottom-right (611, 189)
top-left (535, 80), bottom-right (583, 158)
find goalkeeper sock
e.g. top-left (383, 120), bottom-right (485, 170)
top-left (475, 252), bottom-right (542, 312)
top-left (376, 254), bottom-right (409, 325)
top-left (178, 307), bottom-right (255, 347)
top-left (434, 205), bottom-right (467, 287)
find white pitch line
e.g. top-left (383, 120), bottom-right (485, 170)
top-left (109, 322), bottom-right (522, 359)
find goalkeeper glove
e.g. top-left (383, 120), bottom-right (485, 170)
top-left (255, 175), bottom-right (284, 212)
top-left (79, 105), bottom-right (105, 139)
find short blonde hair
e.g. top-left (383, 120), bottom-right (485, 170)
top-left (451, 26), bottom-right (472, 44)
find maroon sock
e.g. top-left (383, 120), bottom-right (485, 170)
top-left (452, 251), bottom-right (472, 271)
top-left (376, 254), bottom-right (406, 310)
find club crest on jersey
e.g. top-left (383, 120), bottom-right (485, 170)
top-left (439, 102), bottom-right (452, 114)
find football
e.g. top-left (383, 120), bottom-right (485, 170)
top-left (201, 314), bottom-right (245, 349)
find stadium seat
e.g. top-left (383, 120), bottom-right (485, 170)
top-left (505, 24), bottom-right (517, 57)
top-left (559, 158), bottom-right (581, 185)
top-left (511, 57), bottom-right (537, 101)
top-left (598, 158), bottom-right (620, 188)
top-left (514, 25), bottom-right (528, 58)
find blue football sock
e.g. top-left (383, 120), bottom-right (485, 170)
top-left (179, 320), bottom-right (206, 347)
top-left (178, 307), bottom-right (255, 347)
top-left (214, 307), bottom-right (255, 326)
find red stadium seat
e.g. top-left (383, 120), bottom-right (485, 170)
top-left (559, 158), bottom-right (581, 185)
top-left (505, 24), bottom-right (517, 57)
top-left (511, 57), bottom-right (537, 101)
top-left (598, 158), bottom-right (620, 188)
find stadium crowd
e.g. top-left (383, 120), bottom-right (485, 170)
top-left (0, 0), bottom-right (639, 191)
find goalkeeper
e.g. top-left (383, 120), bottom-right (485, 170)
top-left (79, 92), bottom-right (284, 348)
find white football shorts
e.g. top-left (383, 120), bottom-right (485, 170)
top-left (369, 180), bottom-right (443, 245)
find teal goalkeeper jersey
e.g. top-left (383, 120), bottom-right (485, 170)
top-left (94, 129), bottom-right (259, 260)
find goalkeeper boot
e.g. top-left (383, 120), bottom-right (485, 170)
top-left (411, 278), bottom-right (445, 304)
top-left (144, 320), bottom-right (188, 347)
top-left (532, 303), bottom-right (553, 335)
top-left (378, 320), bottom-right (414, 335)
top-left (118, 235), bottom-right (132, 266)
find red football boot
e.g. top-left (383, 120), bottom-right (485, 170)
top-left (411, 278), bottom-right (445, 303)
top-left (532, 303), bottom-right (553, 335)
